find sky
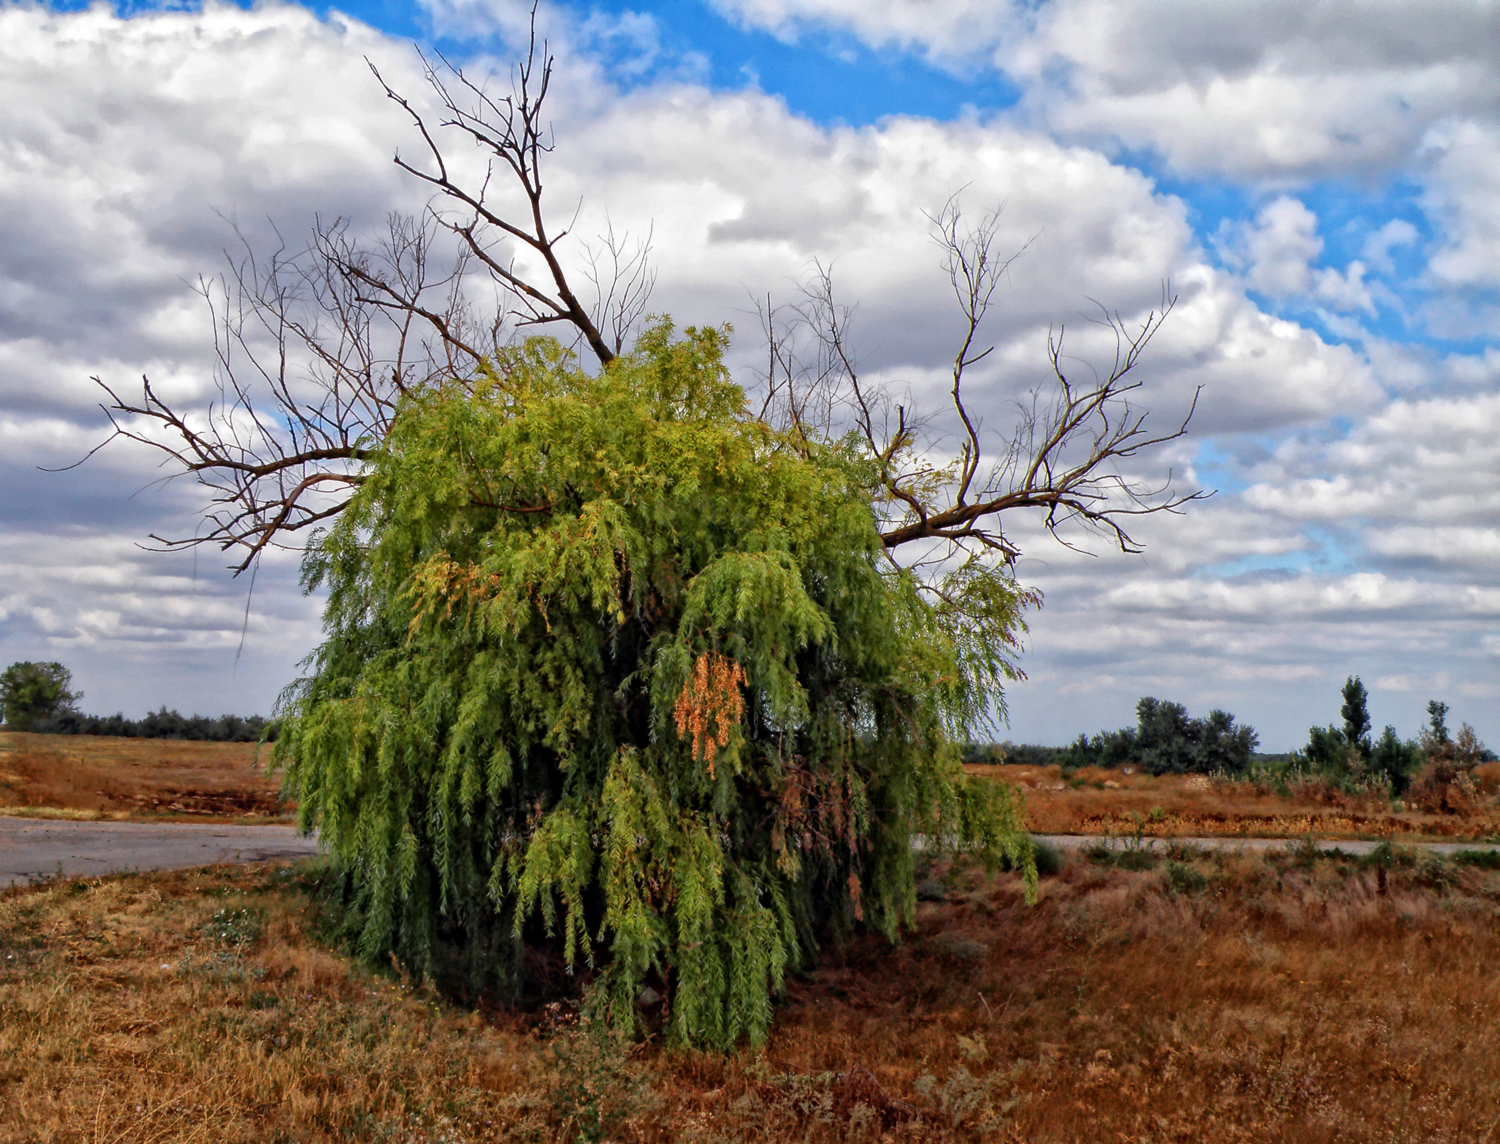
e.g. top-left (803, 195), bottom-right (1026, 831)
top-left (1, 0), bottom-right (1498, 750)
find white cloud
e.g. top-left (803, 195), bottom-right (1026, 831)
top-left (1230, 196), bottom-right (1322, 296)
top-left (1421, 118), bottom-right (1500, 291)
top-left (712, 0), bottom-right (1500, 182)
top-left (1362, 218), bottom-right (1420, 274)
top-left (1, 1), bottom-right (1496, 750)
top-left (1219, 196), bottom-right (1379, 316)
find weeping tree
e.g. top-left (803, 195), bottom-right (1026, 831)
top-left (84, 13), bottom-right (1201, 1048)
top-left (277, 324), bottom-right (1033, 1046)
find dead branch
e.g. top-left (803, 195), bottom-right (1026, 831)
top-left (758, 202), bottom-right (1202, 567)
top-left (83, 5), bottom-right (653, 574)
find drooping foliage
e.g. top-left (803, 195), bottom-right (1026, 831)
top-left (274, 323), bottom-right (1035, 1050)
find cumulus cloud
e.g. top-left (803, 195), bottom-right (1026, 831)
top-left (1420, 118), bottom-right (1500, 291)
top-left (712, 0), bottom-right (1500, 182)
top-left (0, 1), bottom-right (1495, 748)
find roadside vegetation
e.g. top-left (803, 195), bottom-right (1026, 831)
top-left (5, 845), bottom-right (1500, 1142)
top-left (975, 678), bottom-right (1496, 840)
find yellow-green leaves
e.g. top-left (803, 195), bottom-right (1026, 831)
top-left (275, 320), bottom-right (1036, 1051)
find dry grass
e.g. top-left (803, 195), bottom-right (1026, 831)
top-left (4, 846), bottom-right (1500, 1142)
top-left (0, 733), bottom-right (286, 823)
top-left (11, 732), bottom-right (1495, 840)
top-left (970, 762), bottom-right (1500, 842)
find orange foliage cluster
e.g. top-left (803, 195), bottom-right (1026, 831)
top-left (671, 652), bottom-right (747, 776)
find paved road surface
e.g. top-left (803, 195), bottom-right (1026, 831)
top-left (0, 818), bottom-right (320, 887)
top-left (4, 820), bottom-right (1497, 888)
top-left (1035, 834), bottom-right (1500, 857)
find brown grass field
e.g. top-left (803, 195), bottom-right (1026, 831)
top-left (6, 732), bottom-right (1500, 841)
top-left (969, 762), bottom-right (1500, 843)
top-left (4, 843), bottom-right (1500, 1142)
top-left (0, 733), bottom-right (286, 823)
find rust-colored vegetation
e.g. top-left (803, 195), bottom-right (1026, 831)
top-left (973, 762), bottom-right (1500, 842)
top-left (0, 732), bottom-right (287, 823)
top-left (4, 845), bottom-right (1500, 1142)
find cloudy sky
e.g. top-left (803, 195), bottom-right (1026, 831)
top-left (2, 0), bottom-right (1497, 749)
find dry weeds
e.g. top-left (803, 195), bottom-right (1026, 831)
top-left (971, 762), bottom-right (1500, 843)
top-left (3, 845), bottom-right (1500, 1142)
top-left (0, 733), bottom-right (286, 823)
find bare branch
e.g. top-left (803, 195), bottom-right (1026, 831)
top-left (748, 211), bottom-right (1201, 570)
top-left (81, 4), bottom-right (654, 573)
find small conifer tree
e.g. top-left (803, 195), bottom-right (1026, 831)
top-left (1340, 676), bottom-right (1372, 758)
top-left (275, 324), bottom-right (1035, 1049)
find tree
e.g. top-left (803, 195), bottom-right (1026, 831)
top-left (1369, 725), bottom-right (1418, 793)
top-left (86, 20), bottom-right (1200, 582)
top-left (1340, 675), bottom-right (1371, 758)
top-left (1303, 723), bottom-right (1349, 774)
top-left (1424, 700), bottom-right (1451, 747)
top-left (1063, 697), bottom-right (1257, 775)
top-left (275, 323), bottom-right (1034, 1047)
top-left (0, 661), bottom-right (81, 731)
top-left (81, 14), bottom-right (1202, 1046)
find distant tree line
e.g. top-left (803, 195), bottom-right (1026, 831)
top-left (1, 660), bottom-right (273, 741)
top-left (30, 707), bottom-right (275, 743)
top-left (1303, 677), bottom-right (1493, 798)
top-left (970, 677), bottom-right (1494, 801)
top-left (969, 696), bottom-right (1259, 775)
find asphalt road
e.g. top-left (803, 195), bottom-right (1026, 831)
top-left (3, 820), bottom-right (1497, 888)
top-left (0, 817), bottom-right (320, 887)
top-left (1035, 834), bottom-right (1500, 857)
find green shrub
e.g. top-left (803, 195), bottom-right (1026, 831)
top-left (275, 325), bottom-right (1036, 1050)
top-left (0, 661), bottom-right (80, 731)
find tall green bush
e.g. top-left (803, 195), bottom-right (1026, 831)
top-left (0, 661), bottom-right (80, 731)
top-left (1062, 697), bottom-right (1258, 775)
top-left (275, 324), bottom-right (1035, 1050)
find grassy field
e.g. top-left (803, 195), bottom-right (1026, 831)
top-left (0, 732), bottom-right (286, 823)
top-left (4, 843), bottom-right (1500, 1142)
top-left (970, 762), bottom-right (1500, 843)
top-left (7, 732), bottom-right (1500, 841)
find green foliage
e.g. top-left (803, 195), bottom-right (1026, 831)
top-left (0, 661), bottom-right (81, 731)
top-left (1453, 849), bottom-right (1500, 870)
top-left (274, 324), bottom-right (1035, 1050)
top-left (1164, 860), bottom-right (1208, 896)
top-left (200, 906), bottom-right (267, 948)
top-left (1369, 725), bottom-right (1420, 793)
top-left (1426, 700), bottom-right (1451, 746)
top-left (1340, 676), bottom-right (1372, 757)
top-left (1061, 697), bottom-right (1258, 775)
top-left (1303, 723), bottom-right (1351, 773)
top-left (32, 706), bottom-right (274, 742)
top-left (543, 1005), bottom-right (655, 1143)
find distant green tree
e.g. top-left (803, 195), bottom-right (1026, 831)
top-left (1368, 725), bottom-right (1419, 793)
top-left (1303, 723), bottom-right (1349, 773)
top-left (1063, 698), bottom-right (1257, 775)
top-left (274, 325), bottom-right (1036, 1050)
top-left (1425, 700), bottom-right (1451, 746)
top-left (1340, 676), bottom-right (1372, 758)
top-left (0, 661), bottom-right (81, 731)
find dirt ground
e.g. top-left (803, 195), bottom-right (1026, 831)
top-left (0, 732), bottom-right (288, 823)
top-left (969, 761), bottom-right (1500, 843)
top-left (5, 845), bottom-right (1500, 1142)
